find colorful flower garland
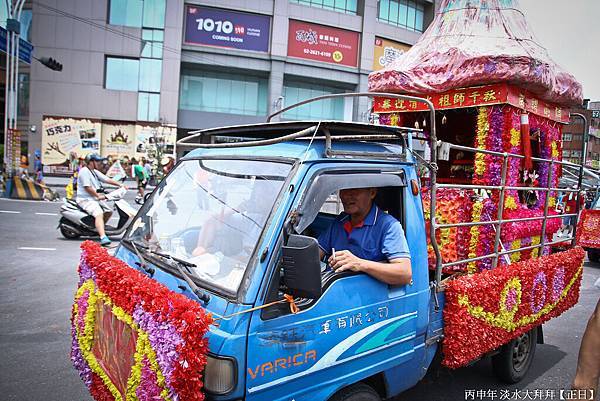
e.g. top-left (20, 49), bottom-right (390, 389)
top-left (381, 104), bottom-right (566, 272)
top-left (422, 187), bottom-right (472, 272)
top-left (442, 246), bottom-right (584, 369)
top-left (473, 107), bottom-right (490, 184)
top-left (71, 241), bottom-right (212, 401)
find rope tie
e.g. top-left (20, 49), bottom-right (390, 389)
top-left (211, 294), bottom-right (298, 326)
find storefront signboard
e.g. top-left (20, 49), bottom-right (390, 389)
top-left (373, 37), bottom-right (411, 71)
top-left (184, 5), bottom-right (271, 52)
top-left (287, 20), bottom-right (359, 67)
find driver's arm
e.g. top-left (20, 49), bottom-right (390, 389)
top-left (329, 254), bottom-right (412, 285)
top-left (329, 220), bottom-right (412, 285)
top-left (354, 258), bottom-right (411, 285)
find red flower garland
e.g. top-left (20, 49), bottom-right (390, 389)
top-left (442, 247), bottom-right (584, 369)
top-left (75, 241), bottom-right (213, 401)
top-left (576, 210), bottom-right (600, 248)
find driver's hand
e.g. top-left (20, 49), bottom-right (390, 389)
top-left (97, 194), bottom-right (107, 201)
top-left (329, 250), bottom-right (363, 273)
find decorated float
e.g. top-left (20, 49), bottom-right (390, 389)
top-left (368, 0), bottom-right (586, 367)
top-left (70, 1), bottom-right (591, 400)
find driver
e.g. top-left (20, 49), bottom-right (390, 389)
top-left (318, 188), bottom-right (412, 285)
top-left (76, 153), bottom-right (126, 246)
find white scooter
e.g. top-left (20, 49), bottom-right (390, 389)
top-left (58, 187), bottom-right (137, 239)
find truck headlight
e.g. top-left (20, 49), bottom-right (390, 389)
top-left (204, 354), bottom-right (236, 394)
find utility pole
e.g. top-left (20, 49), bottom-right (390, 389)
top-left (3, 0), bottom-right (26, 178)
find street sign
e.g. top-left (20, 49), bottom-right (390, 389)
top-left (0, 25), bottom-right (33, 64)
top-left (592, 110), bottom-right (600, 119)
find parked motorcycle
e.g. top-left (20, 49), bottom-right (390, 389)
top-left (58, 187), bottom-right (136, 239)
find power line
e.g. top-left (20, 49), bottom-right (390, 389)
top-left (32, 1), bottom-right (244, 70)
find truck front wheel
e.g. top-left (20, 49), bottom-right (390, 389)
top-left (329, 383), bottom-right (381, 401)
top-left (492, 327), bottom-right (537, 383)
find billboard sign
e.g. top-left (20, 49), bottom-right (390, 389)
top-left (184, 5), bottom-right (270, 52)
top-left (373, 37), bottom-right (410, 71)
top-left (41, 117), bottom-right (101, 165)
top-left (135, 124), bottom-right (177, 160)
top-left (101, 122), bottom-right (136, 158)
top-left (287, 20), bottom-right (359, 67)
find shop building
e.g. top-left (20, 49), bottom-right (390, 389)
top-left (2, 0), bottom-right (439, 170)
top-left (562, 102), bottom-right (600, 168)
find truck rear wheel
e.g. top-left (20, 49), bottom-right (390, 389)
top-left (492, 327), bottom-right (537, 383)
top-left (329, 383), bottom-right (381, 401)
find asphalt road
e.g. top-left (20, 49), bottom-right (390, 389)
top-left (0, 196), bottom-right (598, 401)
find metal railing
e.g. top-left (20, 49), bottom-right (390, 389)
top-left (427, 114), bottom-right (588, 283)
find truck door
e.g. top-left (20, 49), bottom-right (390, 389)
top-left (245, 167), bottom-right (431, 401)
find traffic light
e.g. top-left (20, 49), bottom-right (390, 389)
top-left (39, 57), bottom-right (63, 72)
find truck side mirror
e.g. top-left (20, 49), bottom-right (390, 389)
top-left (281, 234), bottom-right (322, 299)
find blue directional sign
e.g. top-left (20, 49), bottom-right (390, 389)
top-left (0, 25), bottom-right (33, 64)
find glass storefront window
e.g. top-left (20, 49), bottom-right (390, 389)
top-left (378, 0), bottom-right (425, 32)
top-left (282, 81), bottom-right (345, 120)
top-left (139, 58), bottom-right (162, 92)
top-left (138, 92), bottom-right (160, 121)
top-left (105, 57), bottom-right (139, 91)
top-left (179, 70), bottom-right (268, 116)
top-left (108, 0), bottom-right (143, 28)
top-left (290, 0), bottom-right (358, 15)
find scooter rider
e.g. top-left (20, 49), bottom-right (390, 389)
top-left (76, 153), bottom-right (126, 246)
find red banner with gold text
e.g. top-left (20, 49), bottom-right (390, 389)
top-left (373, 84), bottom-right (570, 123)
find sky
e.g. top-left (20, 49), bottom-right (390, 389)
top-left (519, 0), bottom-right (600, 101)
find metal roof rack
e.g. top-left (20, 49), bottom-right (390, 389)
top-left (176, 92), bottom-right (436, 161)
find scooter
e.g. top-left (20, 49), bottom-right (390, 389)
top-left (58, 187), bottom-right (137, 239)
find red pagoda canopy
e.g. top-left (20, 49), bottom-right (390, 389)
top-left (368, 0), bottom-right (583, 107)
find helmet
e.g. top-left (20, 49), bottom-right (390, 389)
top-left (85, 153), bottom-right (105, 163)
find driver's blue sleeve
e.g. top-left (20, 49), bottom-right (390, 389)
top-left (382, 220), bottom-right (411, 260)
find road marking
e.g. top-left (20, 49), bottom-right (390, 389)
top-left (18, 247), bottom-right (57, 251)
top-left (35, 212), bottom-right (58, 216)
top-left (0, 210), bottom-right (21, 214)
top-left (0, 198), bottom-right (60, 204)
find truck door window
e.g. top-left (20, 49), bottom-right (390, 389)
top-left (262, 171), bottom-right (407, 319)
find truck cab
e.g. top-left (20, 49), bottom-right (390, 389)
top-left (114, 120), bottom-right (443, 401)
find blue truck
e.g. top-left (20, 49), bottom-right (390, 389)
top-left (113, 93), bottom-right (583, 401)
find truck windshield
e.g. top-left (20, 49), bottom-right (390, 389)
top-left (127, 158), bottom-right (292, 293)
